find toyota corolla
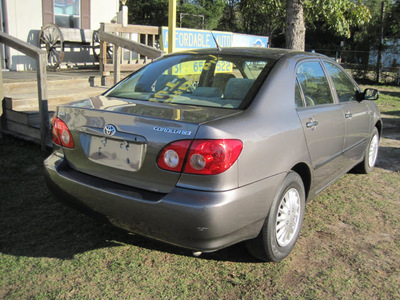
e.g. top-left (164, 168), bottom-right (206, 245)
top-left (44, 48), bottom-right (381, 261)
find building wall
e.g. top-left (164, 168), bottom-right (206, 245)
top-left (91, 0), bottom-right (120, 31)
top-left (5, 0), bottom-right (43, 70)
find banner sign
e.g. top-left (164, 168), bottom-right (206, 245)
top-left (232, 33), bottom-right (269, 48)
top-left (161, 28), bottom-right (268, 53)
top-left (162, 28), bottom-right (232, 51)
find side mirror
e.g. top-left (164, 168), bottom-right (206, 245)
top-left (357, 88), bottom-right (379, 101)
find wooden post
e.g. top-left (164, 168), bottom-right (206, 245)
top-left (37, 53), bottom-right (49, 150)
top-left (144, 34), bottom-right (148, 64)
top-left (114, 44), bottom-right (121, 84)
top-left (99, 23), bottom-right (108, 78)
top-left (100, 40), bottom-right (108, 77)
top-left (168, 0), bottom-right (176, 53)
top-left (376, 1), bottom-right (385, 84)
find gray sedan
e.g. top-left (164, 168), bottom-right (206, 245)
top-left (44, 48), bottom-right (381, 261)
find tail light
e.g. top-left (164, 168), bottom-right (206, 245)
top-left (157, 139), bottom-right (243, 175)
top-left (51, 117), bottom-right (74, 148)
top-left (157, 140), bottom-right (191, 172)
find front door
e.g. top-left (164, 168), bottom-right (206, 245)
top-left (295, 60), bottom-right (346, 193)
top-left (322, 61), bottom-right (371, 166)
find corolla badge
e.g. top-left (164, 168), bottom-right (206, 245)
top-left (103, 124), bottom-right (117, 136)
top-left (153, 126), bottom-right (192, 136)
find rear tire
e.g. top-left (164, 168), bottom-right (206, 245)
top-left (354, 127), bottom-right (379, 174)
top-left (246, 171), bottom-right (305, 262)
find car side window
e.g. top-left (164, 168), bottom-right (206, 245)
top-left (296, 61), bottom-right (334, 106)
top-left (323, 61), bottom-right (358, 103)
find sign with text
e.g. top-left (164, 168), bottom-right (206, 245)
top-left (165, 60), bottom-right (233, 76)
top-left (162, 28), bottom-right (232, 52)
top-left (161, 28), bottom-right (268, 53)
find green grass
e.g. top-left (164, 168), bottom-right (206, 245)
top-left (1, 85), bottom-right (400, 299)
top-left (362, 84), bottom-right (400, 115)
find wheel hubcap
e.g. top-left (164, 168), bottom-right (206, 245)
top-left (276, 188), bottom-right (301, 247)
top-left (368, 133), bottom-right (379, 168)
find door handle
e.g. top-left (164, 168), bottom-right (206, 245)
top-left (306, 120), bottom-right (319, 129)
top-left (345, 111), bottom-right (353, 119)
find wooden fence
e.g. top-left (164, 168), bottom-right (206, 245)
top-left (98, 23), bottom-right (164, 84)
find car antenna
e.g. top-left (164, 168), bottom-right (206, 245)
top-left (210, 31), bottom-right (222, 51)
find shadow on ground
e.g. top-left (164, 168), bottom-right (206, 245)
top-left (0, 136), bottom-right (256, 263)
top-left (376, 147), bottom-right (400, 172)
top-left (0, 194), bottom-right (253, 263)
top-left (382, 110), bottom-right (400, 117)
top-left (379, 90), bottom-right (400, 98)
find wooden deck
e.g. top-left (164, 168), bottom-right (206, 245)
top-left (1, 69), bottom-right (118, 146)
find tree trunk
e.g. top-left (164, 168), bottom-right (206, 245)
top-left (285, 0), bottom-right (305, 51)
top-left (376, 1), bottom-right (385, 84)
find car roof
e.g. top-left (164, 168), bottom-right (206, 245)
top-left (164, 47), bottom-right (327, 61)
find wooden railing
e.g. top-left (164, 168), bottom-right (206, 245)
top-left (99, 23), bottom-right (164, 84)
top-left (0, 32), bottom-right (49, 150)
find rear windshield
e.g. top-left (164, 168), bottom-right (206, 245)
top-left (106, 54), bottom-right (275, 109)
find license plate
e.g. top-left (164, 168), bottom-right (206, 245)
top-left (88, 136), bottom-right (145, 171)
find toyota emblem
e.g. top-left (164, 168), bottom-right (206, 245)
top-left (103, 124), bottom-right (117, 136)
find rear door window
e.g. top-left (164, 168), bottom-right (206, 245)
top-left (296, 61), bottom-right (334, 106)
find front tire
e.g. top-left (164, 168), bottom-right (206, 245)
top-left (246, 171), bottom-right (305, 262)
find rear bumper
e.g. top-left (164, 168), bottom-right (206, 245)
top-left (44, 153), bottom-right (284, 252)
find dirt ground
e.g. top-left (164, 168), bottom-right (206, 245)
top-left (377, 113), bottom-right (400, 172)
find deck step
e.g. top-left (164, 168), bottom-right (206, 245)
top-left (2, 127), bottom-right (52, 148)
top-left (4, 86), bottom-right (107, 111)
top-left (1, 70), bottom-right (126, 147)
top-left (5, 119), bottom-right (41, 141)
top-left (5, 108), bottom-right (55, 126)
top-left (3, 77), bottom-right (98, 94)
top-left (3, 74), bottom-right (120, 95)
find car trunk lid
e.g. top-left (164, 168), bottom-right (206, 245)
top-left (56, 96), bottom-right (241, 193)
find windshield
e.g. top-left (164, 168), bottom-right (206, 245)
top-left (105, 54), bottom-right (275, 109)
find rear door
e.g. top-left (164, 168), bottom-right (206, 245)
top-left (295, 60), bottom-right (346, 193)
top-left (322, 61), bottom-right (371, 165)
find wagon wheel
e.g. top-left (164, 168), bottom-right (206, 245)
top-left (38, 24), bottom-right (65, 69)
top-left (92, 30), bottom-right (113, 63)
